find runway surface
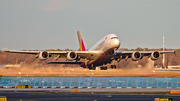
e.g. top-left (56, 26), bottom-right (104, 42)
top-left (0, 92), bottom-right (180, 101)
top-left (1, 88), bottom-right (180, 92)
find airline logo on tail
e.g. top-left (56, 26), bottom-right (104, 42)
top-left (77, 30), bottom-right (87, 51)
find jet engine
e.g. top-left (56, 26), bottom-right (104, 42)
top-left (131, 51), bottom-right (141, 61)
top-left (151, 51), bottom-right (160, 60)
top-left (39, 51), bottom-right (49, 60)
top-left (67, 52), bottom-right (78, 61)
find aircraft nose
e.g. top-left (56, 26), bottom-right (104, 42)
top-left (114, 39), bottom-right (120, 48)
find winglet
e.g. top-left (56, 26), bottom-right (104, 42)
top-left (77, 30), bottom-right (87, 51)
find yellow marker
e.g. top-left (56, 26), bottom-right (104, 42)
top-left (17, 85), bottom-right (21, 88)
top-left (0, 96), bottom-right (7, 101)
top-left (28, 85), bottom-right (31, 88)
top-left (22, 85), bottom-right (25, 88)
top-left (17, 85), bottom-right (32, 88)
top-left (154, 98), bottom-right (172, 101)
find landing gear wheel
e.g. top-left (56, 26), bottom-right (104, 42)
top-left (105, 67), bottom-right (107, 70)
top-left (100, 67), bottom-right (107, 70)
top-left (111, 65), bottom-right (113, 69)
top-left (114, 65), bottom-right (116, 69)
top-left (89, 67), bottom-right (96, 70)
top-left (100, 67), bottom-right (103, 70)
top-left (110, 65), bottom-right (116, 69)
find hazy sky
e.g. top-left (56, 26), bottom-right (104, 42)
top-left (0, 0), bottom-right (180, 50)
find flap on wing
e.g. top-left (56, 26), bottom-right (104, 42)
top-left (115, 50), bottom-right (175, 56)
top-left (47, 61), bottom-right (82, 64)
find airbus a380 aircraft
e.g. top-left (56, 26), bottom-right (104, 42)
top-left (5, 30), bottom-right (175, 70)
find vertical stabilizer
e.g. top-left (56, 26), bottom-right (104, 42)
top-left (77, 30), bottom-right (87, 51)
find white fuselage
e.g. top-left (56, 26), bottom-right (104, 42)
top-left (89, 34), bottom-right (120, 51)
top-left (87, 34), bottom-right (120, 66)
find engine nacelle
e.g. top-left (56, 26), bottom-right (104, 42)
top-left (131, 51), bottom-right (141, 61)
top-left (67, 52), bottom-right (78, 61)
top-left (151, 51), bottom-right (160, 60)
top-left (39, 51), bottom-right (49, 60)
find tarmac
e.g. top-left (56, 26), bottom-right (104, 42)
top-left (0, 92), bottom-right (180, 101)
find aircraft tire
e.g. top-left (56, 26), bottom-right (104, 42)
top-left (114, 65), bottom-right (116, 69)
top-left (105, 67), bottom-right (107, 70)
top-left (100, 67), bottom-right (104, 70)
top-left (111, 65), bottom-right (113, 69)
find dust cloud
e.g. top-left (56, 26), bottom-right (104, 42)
top-left (144, 58), bottom-right (155, 69)
top-left (0, 61), bottom-right (180, 77)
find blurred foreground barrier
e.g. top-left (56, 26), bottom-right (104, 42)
top-left (0, 96), bottom-right (7, 101)
top-left (72, 89), bottom-right (78, 92)
top-left (15, 85), bottom-right (31, 88)
top-left (154, 98), bottom-right (172, 101)
top-left (170, 90), bottom-right (180, 94)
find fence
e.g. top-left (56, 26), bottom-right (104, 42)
top-left (0, 77), bottom-right (180, 88)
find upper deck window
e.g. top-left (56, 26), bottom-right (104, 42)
top-left (111, 37), bottom-right (118, 39)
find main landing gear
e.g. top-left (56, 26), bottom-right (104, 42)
top-left (110, 65), bottom-right (116, 69)
top-left (83, 65), bottom-right (96, 70)
top-left (89, 67), bottom-right (96, 70)
top-left (100, 66), bottom-right (107, 70)
top-left (84, 65), bottom-right (116, 70)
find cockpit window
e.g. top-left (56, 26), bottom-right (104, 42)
top-left (111, 37), bottom-right (118, 39)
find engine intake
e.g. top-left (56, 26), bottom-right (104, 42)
top-left (67, 52), bottom-right (78, 61)
top-left (151, 51), bottom-right (160, 60)
top-left (131, 51), bottom-right (141, 61)
top-left (39, 51), bottom-right (49, 60)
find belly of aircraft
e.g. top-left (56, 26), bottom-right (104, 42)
top-left (88, 48), bottom-right (114, 67)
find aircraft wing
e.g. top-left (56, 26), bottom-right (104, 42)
top-left (4, 49), bottom-right (100, 60)
top-left (47, 61), bottom-right (82, 64)
top-left (116, 50), bottom-right (175, 56)
top-left (114, 50), bottom-right (175, 60)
